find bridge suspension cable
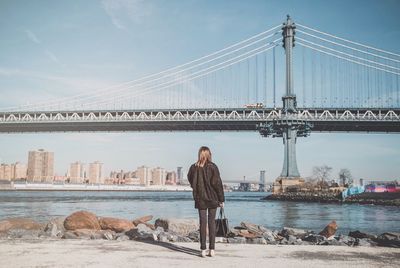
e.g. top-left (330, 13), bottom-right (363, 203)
top-left (297, 38), bottom-right (400, 75)
top-left (81, 41), bottom-right (280, 108)
top-left (2, 24), bottom-right (282, 112)
top-left (296, 23), bottom-right (400, 109)
top-left (297, 23), bottom-right (400, 59)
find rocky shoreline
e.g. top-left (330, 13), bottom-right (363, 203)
top-left (263, 192), bottom-right (400, 206)
top-left (0, 210), bottom-right (399, 248)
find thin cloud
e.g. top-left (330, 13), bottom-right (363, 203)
top-left (44, 50), bottom-right (60, 63)
top-left (101, 0), bottom-right (152, 29)
top-left (24, 29), bottom-right (41, 44)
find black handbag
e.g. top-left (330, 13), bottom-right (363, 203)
top-left (215, 207), bottom-right (229, 237)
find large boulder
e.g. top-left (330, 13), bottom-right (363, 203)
top-left (319, 220), bottom-right (338, 238)
top-left (0, 218), bottom-right (42, 232)
top-left (98, 217), bottom-right (135, 233)
top-left (132, 215), bottom-right (153, 226)
top-left (64, 211), bottom-right (100, 230)
top-left (154, 218), bottom-right (198, 236)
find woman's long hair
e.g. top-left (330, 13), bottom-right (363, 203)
top-left (196, 146), bottom-right (212, 167)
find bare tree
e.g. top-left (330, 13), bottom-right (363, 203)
top-left (312, 165), bottom-right (333, 188)
top-left (338, 168), bottom-right (353, 186)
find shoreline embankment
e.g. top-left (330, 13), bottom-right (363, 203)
top-left (0, 182), bottom-right (192, 192)
top-left (263, 192), bottom-right (400, 206)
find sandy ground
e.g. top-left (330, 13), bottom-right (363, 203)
top-left (0, 239), bottom-right (399, 268)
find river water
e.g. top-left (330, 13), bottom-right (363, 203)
top-left (0, 191), bottom-right (399, 235)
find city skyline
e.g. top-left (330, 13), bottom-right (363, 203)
top-left (0, 1), bottom-right (399, 182)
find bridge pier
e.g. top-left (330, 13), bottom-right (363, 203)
top-left (281, 127), bottom-right (300, 178)
top-left (258, 15), bottom-right (311, 193)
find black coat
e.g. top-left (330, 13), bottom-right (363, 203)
top-left (187, 162), bottom-right (225, 209)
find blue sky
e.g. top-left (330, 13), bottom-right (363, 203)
top-left (0, 0), bottom-right (399, 182)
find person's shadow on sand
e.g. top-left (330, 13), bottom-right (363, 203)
top-left (136, 239), bottom-right (201, 257)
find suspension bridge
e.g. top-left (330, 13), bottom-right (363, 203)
top-left (1, 16), bottom-right (399, 186)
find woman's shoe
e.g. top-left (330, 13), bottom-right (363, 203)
top-left (208, 249), bottom-right (215, 257)
top-left (200, 250), bottom-right (207, 257)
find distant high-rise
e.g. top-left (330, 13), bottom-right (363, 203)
top-left (27, 149), bottom-right (54, 182)
top-left (177, 167), bottom-right (183, 185)
top-left (152, 167), bottom-right (166, 185)
top-left (13, 162), bottom-right (27, 180)
top-left (88, 161), bottom-right (102, 184)
top-left (69, 162), bottom-right (85, 183)
top-left (0, 162), bottom-right (27, 180)
top-left (166, 171), bottom-right (177, 185)
top-left (136, 166), bottom-right (152, 186)
top-left (259, 170), bottom-right (266, 192)
top-left (0, 164), bottom-right (12, 180)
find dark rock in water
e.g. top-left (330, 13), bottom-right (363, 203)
top-left (344, 192), bottom-right (400, 206)
top-left (126, 223), bottom-right (156, 241)
top-left (348, 230), bottom-right (376, 240)
top-left (227, 237), bottom-right (246, 244)
top-left (0, 218), bottom-right (43, 232)
top-left (98, 217), bottom-right (135, 233)
top-left (64, 211), bottom-right (101, 231)
top-left (263, 192), bottom-right (341, 203)
top-left (373, 232), bottom-right (400, 248)
top-left (319, 220), bottom-right (338, 238)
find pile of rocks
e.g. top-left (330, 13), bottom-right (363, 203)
top-left (0, 210), bottom-right (199, 243)
top-left (263, 192), bottom-right (341, 203)
top-left (0, 211), bottom-right (399, 248)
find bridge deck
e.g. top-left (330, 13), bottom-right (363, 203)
top-left (0, 108), bottom-right (399, 133)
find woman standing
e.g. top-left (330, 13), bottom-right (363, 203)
top-left (187, 146), bottom-right (225, 257)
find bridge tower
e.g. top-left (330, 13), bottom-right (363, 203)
top-left (258, 15), bottom-right (312, 192)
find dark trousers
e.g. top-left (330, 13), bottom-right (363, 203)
top-left (198, 208), bottom-right (217, 250)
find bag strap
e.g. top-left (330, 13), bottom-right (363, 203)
top-left (219, 207), bottom-right (226, 219)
